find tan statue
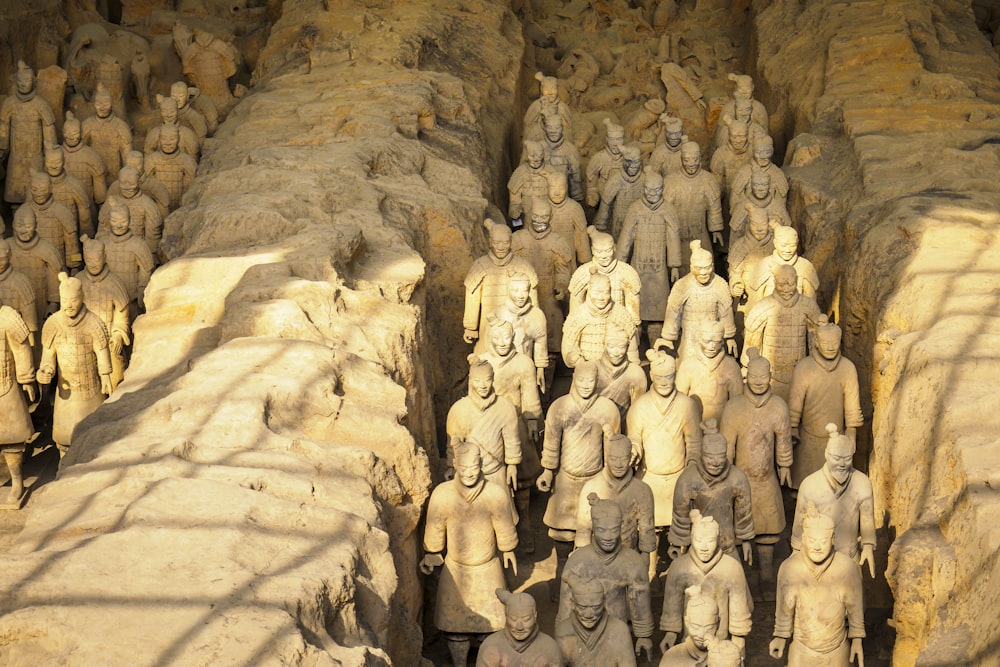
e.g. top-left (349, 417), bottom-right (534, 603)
top-left (108, 150), bottom-right (171, 220)
top-left (546, 170), bottom-right (590, 264)
top-left (658, 241), bottom-right (737, 360)
top-left (79, 236), bottom-right (130, 390)
top-left (568, 228), bottom-right (641, 326)
top-left (669, 420), bottom-right (754, 564)
top-left (757, 225), bottom-right (819, 301)
top-left (788, 318), bottom-right (863, 487)
top-left (81, 83), bottom-right (132, 185)
top-left (169, 81), bottom-right (209, 147)
top-left (476, 589), bottom-right (562, 667)
top-left (100, 167), bottom-right (163, 257)
top-left (713, 97), bottom-right (767, 152)
top-left (173, 24), bottom-right (241, 117)
top-left (0, 62), bottom-right (57, 204)
top-left (561, 269), bottom-right (638, 369)
top-left (0, 298), bottom-right (36, 505)
top-left (706, 639), bottom-right (744, 667)
top-left (144, 95), bottom-right (200, 160)
top-left (576, 426), bottom-right (655, 556)
top-left (559, 495), bottom-right (654, 662)
top-left (659, 585), bottom-right (720, 667)
top-left (0, 239), bottom-right (38, 347)
top-left (648, 115), bottom-right (685, 177)
top-left (421, 443), bottom-right (518, 667)
top-left (103, 204), bottom-right (155, 313)
top-left (62, 111), bottom-right (108, 206)
top-left (37, 273), bottom-right (113, 456)
top-left (728, 169), bottom-right (791, 238)
top-left (720, 349), bottom-right (792, 591)
top-left (10, 208), bottom-right (63, 327)
top-left (144, 123), bottom-right (197, 212)
top-left (555, 578), bottom-right (637, 667)
top-left (540, 111), bottom-right (583, 204)
top-left (728, 211), bottom-right (777, 320)
top-left (593, 144), bottom-right (643, 239)
top-left (676, 321), bottom-right (743, 422)
top-left (663, 142), bottom-right (724, 268)
top-left (595, 328), bottom-right (647, 424)
top-left (624, 99), bottom-right (665, 159)
top-left (709, 119), bottom-right (752, 197)
top-left (626, 350), bottom-right (702, 584)
top-left (792, 424), bottom-right (876, 578)
top-left (660, 511), bottom-right (752, 654)
top-left (489, 272), bottom-right (548, 381)
top-left (27, 170), bottom-right (81, 270)
top-left (44, 143), bottom-right (94, 238)
top-left (730, 135), bottom-right (788, 215)
top-left (512, 197), bottom-right (572, 359)
top-left (524, 72), bottom-right (573, 144)
top-left (718, 74), bottom-right (769, 142)
top-left (507, 141), bottom-right (551, 222)
top-left (585, 118), bottom-right (626, 209)
top-left (770, 509), bottom-right (865, 667)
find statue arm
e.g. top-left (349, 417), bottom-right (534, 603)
top-left (734, 475), bottom-right (756, 542)
top-left (665, 211), bottom-right (683, 269)
top-left (843, 365), bottom-right (864, 428)
top-left (616, 215), bottom-right (637, 262)
top-left (684, 402), bottom-right (703, 464)
top-left (146, 203), bottom-right (164, 255)
top-left (628, 569), bottom-right (655, 639)
top-left (462, 284), bottom-right (482, 335)
top-left (705, 180), bottom-right (724, 233)
top-left (539, 408), bottom-right (563, 471)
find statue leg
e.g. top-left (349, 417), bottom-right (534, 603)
top-left (3, 449), bottom-right (23, 503)
top-left (514, 486), bottom-right (534, 554)
top-left (756, 535), bottom-right (780, 601)
top-left (444, 633), bottom-right (471, 667)
top-left (646, 321), bottom-right (663, 350)
top-left (549, 536), bottom-right (574, 601)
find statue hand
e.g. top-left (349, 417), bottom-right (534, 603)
top-left (667, 545), bottom-right (683, 560)
top-left (36, 366), bottom-right (54, 385)
top-left (670, 268), bottom-right (680, 283)
top-left (769, 637), bottom-right (787, 659)
top-left (660, 632), bottom-right (678, 653)
top-left (653, 337), bottom-right (674, 351)
top-left (554, 287), bottom-right (565, 301)
top-left (535, 367), bottom-right (546, 393)
top-left (505, 464), bottom-right (518, 489)
top-left (634, 637), bottom-right (653, 661)
top-left (741, 540), bottom-right (753, 565)
top-left (419, 553), bottom-right (443, 575)
top-left (859, 544), bottom-right (875, 578)
top-left (586, 194), bottom-right (598, 208)
top-left (726, 338), bottom-right (739, 356)
top-left (778, 466), bottom-right (791, 487)
top-left (731, 635), bottom-right (745, 652)
top-left (536, 468), bottom-right (554, 492)
top-left (22, 383), bottom-right (36, 403)
top-left (502, 550), bottom-right (517, 576)
top-left (110, 333), bottom-right (125, 355)
top-left (711, 231), bottom-right (724, 246)
top-left (526, 419), bottom-right (539, 442)
top-left (463, 329), bottom-right (478, 344)
top-left (731, 282), bottom-right (745, 297)
top-left (850, 637), bottom-right (864, 667)
top-left (100, 374), bottom-right (112, 396)
top-left (629, 446), bottom-right (641, 468)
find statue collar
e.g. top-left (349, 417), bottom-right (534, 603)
top-left (529, 225), bottom-right (551, 241)
top-left (823, 464), bottom-right (852, 498)
top-left (503, 625), bottom-right (539, 653)
top-left (49, 171), bottom-right (66, 185)
top-left (15, 89), bottom-right (36, 103)
top-left (695, 349), bottom-right (725, 373)
top-left (570, 387), bottom-right (599, 413)
top-left (743, 386), bottom-right (772, 408)
top-left (34, 196), bottom-right (53, 212)
top-left (696, 459), bottom-right (730, 485)
top-left (602, 466), bottom-right (633, 495)
top-left (63, 307), bottom-right (88, 328)
top-left (681, 637), bottom-right (708, 664)
top-left (489, 251), bottom-right (513, 268)
top-left (506, 298), bottom-right (532, 317)
top-left (467, 390), bottom-right (497, 412)
top-left (802, 548), bottom-right (835, 579)
top-left (653, 389), bottom-right (677, 414)
top-left (14, 235), bottom-right (39, 251)
top-left (63, 141), bottom-right (82, 153)
top-left (773, 291), bottom-right (800, 308)
top-left (599, 354), bottom-right (627, 381)
top-left (594, 258), bottom-right (618, 275)
top-left (488, 349), bottom-right (516, 369)
top-left (84, 266), bottom-right (111, 283)
top-left (751, 190), bottom-right (772, 208)
top-left (112, 230), bottom-right (134, 243)
top-left (571, 612), bottom-right (608, 650)
top-left (455, 476), bottom-right (486, 505)
top-left (645, 197), bottom-right (663, 212)
top-left (772, 252), bottom-right (798, 267)
top-left (588, 539), bottom-right (622, 566)
top-left (585, 298), bottom-right (613, 319)
top-left (622, 169), bottom-right (641, 184)
top-left (688, 547), bottom-right (723, 575)
top-left (811, 352), bottom-right (841, 372)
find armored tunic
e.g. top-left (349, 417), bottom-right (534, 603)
top-left (63, 141), bottom-right (107, 204)
top-left (662, 274), bottom-right (735, 361)
top-left (507, 163), bottom-right (551, 220)
top-left (744, 293), bottom-right (822, 400)
top-left (549, 197), bottom-right (591, 264)
top-left (594, 170), bottom-right (643, 240)
top-left (561, 300), bottom-right (638, 369)
top-left (675, 351), bottom-right (743, 423)
top-left (627, 390), bottom-right (702, 526)
top-left (108, 174), bottom-right (170, 220)
top-left (663, 170), bottom-right (723, 268)
top-left (180, 35), bottom-right (239, 115)
top-left (0, 265), bottom-right (38, 339)
top-left (0, 306), bottom-right (35, 445)
top-left (720, 388), bottom-right (792, 536)
top-left (709, 142), bottom-right (752, 196)
top-left (727, 231), bottom-right (774, 315)
top-left (730, 162), bottom-right (788, 213)
top-left (80, 267), bottom-right (130, 389)
top-left (617, 198), bottom-right (682, 321)
top-left (585, 148), bottom-right (623, 208)
top-left (0, 90), bottom-right (57, 203)
top-left (50, 171), bottom-right (94, 238)
top-left (568, 259), bottom-right (642, 326)
top-left (575, 468), bottom-right (656, 554)
top-left (145, 148), bottom-right (197, 211)
top-left (81, 114), bottom-right (131, 183)
top-left (465, 252), bottom-right (539, 350)
top-left (446, 392), bottom-right (522, 483)
top-left (482, 349), bottom-right (543, 480)
top-left (669, 461), bottom-right (755, 557)
top-left (752, 254), bottom-right (820, 303)
top-left (105, 231), bottom-right (154, 307)
top-left (649, 142), bottom-right (683, 178)
top-left (10, 236), bottom-right (62, 326)
top-left (31, 197), bottom-right (80, 268)
top-left (555, 614), bottom-right (636, 667)
top-left (596, 356), bottom-right (647, 425)
top-left (660, 549), bottom-right (753, 642)
top-left (512, 227), bottom-right (572, 352)
top-left (791, 467), bottom-right (875, 560)
top-left (491, 299), bottom-right (549, 370)
top-left (476, 627), bottom-right (563, 667)
top-left (423, 478), bottom-right (518, 634)
top-left (177, 103), bottom-right (209, 145)
top-left (543, 137), bottom-right (583, 203)
top-left (729, 192), bottom-right (792, 238)
top-left (99, 190), bottom-right (163, 256)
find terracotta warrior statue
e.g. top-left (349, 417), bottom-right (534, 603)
top-left (743, 264), bottom-right (822, 401)
top-left (103, 204), bottom-right (155, 314)
top-left (555, 578), bottom-right (637, 667)
top-left (524, 72), bottom-right (573, 144)
top-left (660, 585), bottom-right (721, 667)
top-left (713, 97), bottom-right (766, 153)
top-left (770, 509), bottom-right (865, 667)
top-left (595, 327), bottom-right (647, 425)
top-left (559, 495), bottom-right (654, 662)
top-left (660, 511), bottom-right (752, 654)
top-left (757, 225), bottom-right (819, 301)
top-left (464, 219), bottom-right (539, 349)
top-left (546, 170), bottom-right (590, 264)
top-left (730, 135), bottom-right (787, 215)
top-left (37, 273), bottom-right (113, 456)
top-left (173, 24), bottom-right (241, 117)
top-left (649, 115), bottom-right (685, 177)
top-left (616, 167), bottom-right (682, 346)
top-left (729, 210), bottom-right (778, 321)
top-left (729, 169), bottom-right (791, 239)
top-left (79, 236), bottom-right (131, 391)
top-left (585, 118), bottom-right (626, 209)
top-left (788, 317), bottom-right (863, 487)
top-left (61, 111), bottom-right (107, 207)
top-left (540, 111), bottom-right (583, 204)
top-left (507, 141), bottom-right (551, 223)
top-left (709, 119), bottom-right (752, 198)
top-left (562, 268), bottom-right (638, 369)
top-left (663, 142), bottom-right (723, 268)
top-left (0, 296), bottom-right (36, 504)
top-left (421, 443), bottom-right (518, 667)
top-left (476, 589), bottom-right (562, 666)
top-left (26, 169), bottom-right (80, 271)
top-left (0, 61), bottom-right (57, 204)
top-left (718, 74), bottom-right (769, 140)
top-left (44, 143), bottom-right (93, 238)
top-left (170, 81), bottom-right (210, 146)
top-left (594, 144), bottom-right (643, 240)
top-left (576, 426), bottom-right (655, 557)
top-left (10, 207), bottom-right (63, 328)
top-left (82, 83), bottom-right (132, 185)
top-left (0, 239), bottom-right (38, 348)
top-left (108, 150), bottom-right (170, 220)
top-left (706, 639), bottom-right (744, 667)
top-left (568, 228), bottom-right (641, 326)
top-left (489, 272), bottom-right (548, 382)
top-left (144, 123), bottom-right (197, 212)
top-left (669, 420), bottom-right (754, 564)
top-left (720, 348), bottom-right (792, 592)
top-left (100, 167), bottom-right (163, 257)
top-left (657, 241), bottom-right (737, 361)
top-left (792, 424), bottom-right (876, 578)
top-left (676, 320), bottom-right (743, 423)
top-left (627, 350), bottom-right (701, 585)
top-left (144, 95), bottom-right (200, 160)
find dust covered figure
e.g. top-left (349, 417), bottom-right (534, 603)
top-left (79, 236), bottom-right (130, 390)
top-left (476, 589), bottom-right (562, 667)
top-left (562, 269), bottom-right (638, 369)
top-left (0, 299), bottom-right (37, 504)
top-left (567, 228), bottom-right (641, 326)
top-left (594, 144), bottom-right (644, 240)
top-left (10, 208), bottom-right (63, 328)
top-left (675, 321), bottom-right (743, 423)
top-left (585, 118), bottom-right (626, 209)
top-left (81, 83), bottom-right (132, 184)
top-left (595, 328), bottom-right (648, 425)
top-left (659, 585), bottom-right (721, 667)
top-left (555, 578), bottom-right (637, 667)
top-left (0, 62), bottom-right (57, 204)
top-left (663, 142), bottom-right (723, 268)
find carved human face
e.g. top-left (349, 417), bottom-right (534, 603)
top-left (692, 258), bottom-right (714, 286)
top-left (753, 144), bottom-right (773, 167)
top-left (606, 446), bottom-right (631, 479)
top-left (816, 331), bottom-right (841, 361)
top-left (490, 230), bottom-right (511, 260)
top-left (455, 458), bottom-right (482, 488)
top-left (751, 176), bottom-right (769, 200)
top-left (543, 119), bottom-right (563, 143)
top-left (159, 102), bottom-right (178, 124)
top-left (691, 527), bottom-right (719, 564)
top-left (573, 368), bottom-right (598, 399)
top-left (64, 123), bottom-right (81, 147)
top-left (588, 280), bottom-right (611, 309)
top-left (731, 126), bottom-right (748, 151)
top-left (14, 213), bottom-right (36, 242)
top-left (160, 128), bottom-right (180, 154)
top-left (643, 182), bottom-right (663, 206)
top-left (44, 150), bottom-right (64, 177)
top-left (491, 326), bottom-right (514, 357)
top-left (592, 240), bottom-right (615, 268)
top-left (121, 171), bottom-right (140, 198)
top-left (686, 616), bottom-right (719, 650)
top-left (62, 292), bottom-right (83, 318)
top-left (15, 70), bottom-right (34, 95)
top-left (30, 178), bottom-right (51, 205)
top-left (774, 271), bottom-right (797, 300)
top-left (606, 132), bottom-right (623, 156)
top-left (666, 129), bottom-right (683, 148)
top-left (526, 146), bottom-right (544, 169)
top-left (508, 280), bottom-right (530, 308)
top-left (700, 331), bottom-right (723, 358)
top-left (470, 367), bottom-right (494, 399)
top-left (84, 245), bottom-right (106, 276)
top-left (624, 154), bottom-right (642, 177)
top-left (592, 520), bottom-right (621, 554)
top-left (541, 83), bottom-right (558, 104)
top-left (748, 214), bottom-right (769, 241)
top-left (734, 102), bottom-right (752, 123)
top-left (572, 599), bottom-right (604, 629)
top-left (682, 151), bottom-right (701, 175)
top-left (826, 447), bottom-right (854, 484)
top-left (746, 365), bottom-right (770, 395)
top-left (605, 337), bottom-right (628, 365)
top-left (505, 608), bottom-right (536, 641)
top-left (94, 94), bottom-right (112, 119)
top-left (803, 525), bottom-right (834, 564)
top-left (171, 84), bottom-right (188, 109)
top-left (110, 211), bottom-right (130, 237)
top-left (775, 235), bottom-right (797, 261)
top-left (735, 79), bottom-right (753, 100)
top-left (702, 448), bottom-right (728, 476)
top-left (650, 371), bottom-right (675, 398)
top-left (530, 208), bottom-right (551, 233)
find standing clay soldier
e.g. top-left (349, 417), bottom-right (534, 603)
top-left (595, 328), bottom-right (647, 424)
top-left (10, 208), bottom-right (63, 327)
top-left (79, 236), bottom-right (130, 390)
top-left (507, 141), bottom-right (551, 222)
top-left (512, 197), bottom-right (572, 357)
top-left (649, 115), bottom-right (685, 177)
top-left (37, 273), bottom-right (113, 456)
top-left (660, 586), bottom-right (721, 667)
top-left (476, 589), bottom-right (562, 667)
top-left (669, 420), bottom-right (754, 564)
top-left (787, 317), bottom-right (863, 487)
top-left (0, 240), bottom-right (38, 347)
top-left (730, 135), bottom-right (788, 214)
top-left (729, 170), bottom-right (791, 238)
top-left (719, 74), bottom-right (769, 139)
top-left (174, 25), bottom-right (241, 117)
top-left (770, 510), bottom-right (865, 667)
top-left (537, 362), bottom-right (620, 585)
top-left (728, 210), bottom-right (777, 320)
top-left (720, 349), bottom-right (792, 591)
top-left (44, 143), bottom-right (94, 238)
top-left (617, 167), bottom-right (682, 345)
top-left (664, 143), bottom-right (724, 268)
top-left (660, 511), bottom-right (752, 653)
top-left (27, 170), bottom-right (81, 270)
top-left (585, 119), bottom-right (626, 209)
top-left (82, 84), bottom-right (132, 185)
top-left (524, 72), bottom-right (573, 143)
top-left (559, 495), bottom-right (654, 661)
top-left (108, 150), bottom-right (171, 220)
top-left (0, 61), bottom-right (57, 204)
top-left (757, 225), bottom-right (819, 301)
top-left (463, 219), bottom-right (539, 348)
top-left (490, 272), bottom-right (548, 383)
top-left (658, 241), bottom-right (737, 361)
top-left (100, 167), bottom-right (163, 256)
top-left (0, 298), bottom-right (36, 505)
top-left (676, 321), bottom-right (743, 422)
top-left (170, 81), bottom-right (209, 147)
top-left (568, 228), bottom-right (641, 326)
top-left (145, 123), bottom-right (197, 212)
top-left (576, 426), bottom-right (656, 556)
top-left (104, 204), bottom-right (155, 313)
top-left (561, 269), bottom-right (638, 369)
top-left (792, 425), bottom-right (876, 578)
top-left (62, 112), bottom-right (108, 206)
top-left (540, 111), bottom-right (583, 204)
top-left (713, 98), bottom-right (766, 153)
top-left (421, 443), bottom-right (518, 667)
top-left (593, 144), bottom-right (643, 239)
top-left (627, 350), bottom-right (702, 583)
top-left (556, 579), bottom-right (636, 667)
top-left (144, 95), bottom-right (200, 160)
top-left (709, 120), bottom-right (752, 197)
top-left (546, 170), bottom-right (590, 264)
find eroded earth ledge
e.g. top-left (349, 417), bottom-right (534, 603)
top-left (0, 0), bottom-right (522, 664)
